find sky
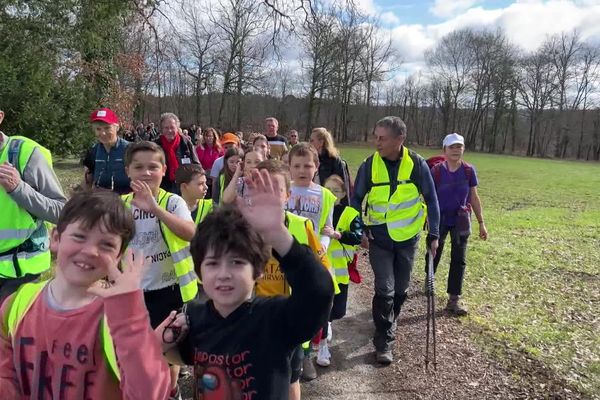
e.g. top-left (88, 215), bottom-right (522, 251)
top-left (349, 0), bottom-right (600, 79)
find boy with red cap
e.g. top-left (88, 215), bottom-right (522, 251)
top-left (209, 132), bottom-right (240, 185)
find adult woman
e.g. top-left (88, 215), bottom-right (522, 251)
top-left (310, 127), bottom-right (349, 203)
top-left (82, 108), bottom-right (131, 194)
top-left (427, 133), bottom-right (488, 316)
top-left (195, 127), bottom-right (223, 171)
top-left (155, 112), bottom-right (199, 193)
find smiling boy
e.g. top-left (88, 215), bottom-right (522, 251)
top-left (0, 191), bottom-right (171, 399)
top-left (161, 169), bottom-right (334, 400)
top-left (122, 140), bottom-right (198, 398)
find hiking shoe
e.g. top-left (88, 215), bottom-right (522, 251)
top-left (316, 341), bottom-right (331, 367)
top-left (376, 350), bottom-right (393, 365)
top-left (302, 356), bottom-right (318, 381)
top-left (446, 296), bottom-right (468, 316)
top-left (169, 385), bottom-right (182, 400)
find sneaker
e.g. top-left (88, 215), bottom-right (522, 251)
top-left (316, 341), bottom-right (331, 367)
top-left (169, 385), bottom-right (182, 400)
top-left (446, 295), bottom-right (468, 316)
top-left (376, 350), bottom-right (393, 365)
top-left (326, 322), bottom-right (333, 342)
top-left (302, 356), bottom-right (318, 381)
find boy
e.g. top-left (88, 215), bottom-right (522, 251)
top-left (175, 164), bottom-right (213, 224)
top-left (161, 169), bottom-right (334, 400)
top-left (0, 190), bottom-right (171, 399)
top-left (122, 141), bottom-right (198, 399)
top-left (286, 143), bottom-right (337, 252)
top-left (254, 160), bottom-right (330, 396)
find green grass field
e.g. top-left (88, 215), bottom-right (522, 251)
top-left (54, 146), bottom-right (600, 396)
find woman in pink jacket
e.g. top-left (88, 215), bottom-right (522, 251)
top-left (195, 127), bottom-right (223, 172)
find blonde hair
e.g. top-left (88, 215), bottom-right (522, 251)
top-left (324, 174), bottom-right (345, 191)
top-left (312, 127), bottom-right (339, 158)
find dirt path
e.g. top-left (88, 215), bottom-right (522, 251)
top-left (301, 252), bottom-right (588, 400)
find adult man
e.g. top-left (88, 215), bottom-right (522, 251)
top-left (264, 117), bottom-right (288, 160)
top-left (288, 130), bottom-right (299, 146)
top-left (351, 116), bottom-right (440, 365)
top-left (209, 132), bottom-right (240, 182)
top-left (82, 108), bottom-right (131, 194)
top-left (0, 109), bottom-right (66, 302)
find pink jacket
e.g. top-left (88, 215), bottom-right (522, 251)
top-left (196, 145), bottom-right (223, 171)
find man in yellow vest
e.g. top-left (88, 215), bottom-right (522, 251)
top-left (351, 116), bottom-right (440, 365)
top-left (0, 109), bottom-right (66, 303)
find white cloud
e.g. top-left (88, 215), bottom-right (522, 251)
top-left (431, 0), bottom-right (480, 18)
top-left (388, 0), bottom-right (600, 69)
top-left (380, 11), bottom-right (401, 25)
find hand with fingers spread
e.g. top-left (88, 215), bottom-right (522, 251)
top-left (236, 169), bottom-right (293, 255)
top-left (0, 161), bottom-right (21, 192)
top-left (88, 249), bottom-right (145, 298)
top-left (130, 180), bottom-right (159, 213)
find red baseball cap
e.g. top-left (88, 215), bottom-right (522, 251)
top-left (90, 108), bottom-right (119, 125)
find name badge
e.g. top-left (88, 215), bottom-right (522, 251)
top-left (181, 157), bottom-right (191, 165)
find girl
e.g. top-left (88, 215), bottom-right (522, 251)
top-left (221, 150), bottom-right (265, 204)
top-left (212, 147), bottom-right (243, 206)
top-left (316, 174), bottom-right (364, 367)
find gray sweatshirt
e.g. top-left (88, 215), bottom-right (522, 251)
top-left (1, 132), bottom-right (66, 224)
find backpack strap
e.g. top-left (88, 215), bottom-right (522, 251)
top-left (7, 138), bottom-right (24, 172)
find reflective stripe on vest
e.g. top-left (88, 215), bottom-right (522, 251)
top-left (194, 200), bottom-right (213, 225)
top-left (327, 207), bottom-right (359, 285)
top-left (0, 136), bottom-right (52, 278)
top-left (366, 148), bottom-right (426, 242)
top-left (122, 189), bottom-right (198, 302)
top-left (5, 281), bottom-right (120, 380)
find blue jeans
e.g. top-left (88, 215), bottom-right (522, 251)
top-left (369, 237), bottom-right (419, 352)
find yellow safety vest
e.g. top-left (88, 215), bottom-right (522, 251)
top-left (122, 189), bottom-right (198, 302)
top-left (194, 199), bottom-right (213, 224)
top-left (319, 187), bottom-right (337, 232)
top-left (0, 136), bottom-right (53, 278)
top-left (366, 148), bottom-right (426, 242)
top-left (4, 281), bottom-right (120, 380)
top-left (327, 207), bottom-right (360, 285)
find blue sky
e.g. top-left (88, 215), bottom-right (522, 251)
top-left (347, 0), bottom-right (600, 78)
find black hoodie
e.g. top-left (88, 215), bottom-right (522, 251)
top-left (178, 240), bottom-right (334, 400)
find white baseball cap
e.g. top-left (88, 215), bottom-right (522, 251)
top-left (443, 133), bottom-right (464, 147)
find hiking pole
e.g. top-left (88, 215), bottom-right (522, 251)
top-left (425, 250), bottom-right (437, 371)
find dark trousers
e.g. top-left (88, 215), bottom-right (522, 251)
top-left (369, 239), bottom-right (418, 352)
top-left (425, 225), bottom-right (469, 296)
top-left (0, 274), bottom-right (40, 305)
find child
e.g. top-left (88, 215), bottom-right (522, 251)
top-left (254, 159), bottom-right (332, 398)
top-left (175, 164), bottom-right (213, 224)
top-left (122, 141), bottom-right (198, 399)
top-left (212, 147), bottom-right (244, 206)
top-left (316, 175), bottom-right (364, 367)
top-left (252, 134), bottom-right (270, 159)
top-left (286, 143), bottom-right (336, 257)
top-left (0, 190), bottom-right (171, 399)
top-left (161, 169), bottom-right (334, 400)
top-left (285, 143), bottom-right (338, 380)
top-left (221, 150), bottom-right (265, 205)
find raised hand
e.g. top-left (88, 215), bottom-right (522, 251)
top-left (130, 180), bottom-right (159, 213)
top-left (88, 249), bottom-right (145, 298)
top-left (236, 169), bottom-right (292, 255)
